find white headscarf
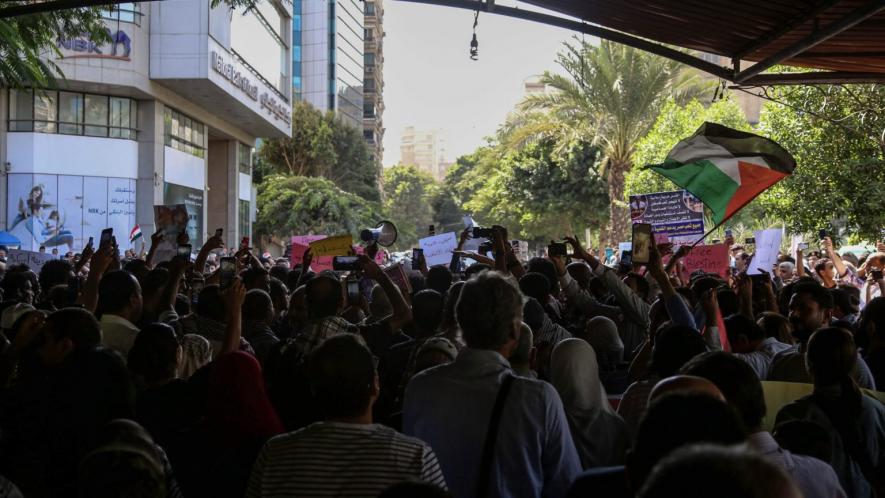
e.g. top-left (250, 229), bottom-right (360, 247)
top-left (585, 316), bottom-right (624, 371)
top-left (551, 338), bottom-right (631, 468)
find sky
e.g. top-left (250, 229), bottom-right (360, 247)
top-left (381, 1), bottom-right (580, 167)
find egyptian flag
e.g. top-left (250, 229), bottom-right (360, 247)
top-left (649, 122), bottom-right (796, 225)
top-left (130, 224), bottom-right (143, 244)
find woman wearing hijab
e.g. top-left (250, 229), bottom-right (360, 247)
top-left (582, 316), bottom-right (630, 394)
top-left (550, 338), bottom-right (631, 469)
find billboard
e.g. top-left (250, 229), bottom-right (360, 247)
top-left (6, 173), bottom-right (136, 252)
top-left (629, 189), bottom-right (705, 244)
top-left (164, 182), bottom-right (204, 248)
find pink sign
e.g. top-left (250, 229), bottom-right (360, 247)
top-left (290, 235), bottom-right (383, 272)
top-left (682, 243), bottom-right (730, 278)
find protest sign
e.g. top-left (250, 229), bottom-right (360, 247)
top-left (309, 234), bottom-right (353, 257)
top-left (419, 232), bottom-right (458, 267)
top-left (789, 234), bottom-right (804, 256)
top-left (7, 249), bottom-right (55, 273)
top-left (748, 228), bottom-right (783, 276)
top-left (291, 235), bottom-right (330, 271)
top-left (153, 204), bottom-right (188, 263)
top-left (682, 244), bottom-right (730, 278)
top-left (383, 262), bottom-right (412, 296)
top-left (629, 190), bottom-right (705, 244)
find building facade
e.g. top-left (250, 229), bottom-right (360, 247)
top-left (1, 0), bottom-right (292, 253)
top-left (363, 0), bottom-right (384, 164)
top-left (299, 0), bottom-right (364, 130)
top-left (400, 126), bottom-right (449, 181)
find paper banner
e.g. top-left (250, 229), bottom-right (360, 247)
top-left (7, 249), bottom-right (56, 273)
top-left (309, 234), bottom-right (353, 257)
top-left (419, 232), bottom-right (458, 267)
top-left (682, 243), bottom-right (730, 278)
top-left (384, 262), bottom-right (412, 296)
top-left (748, 228), bottom-right (784, 276)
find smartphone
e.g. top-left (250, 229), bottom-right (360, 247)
top-left (86, 236), bottom-right (94, 250)
top-left (547, 242), bottom-right (568, 258)
top-left (797, 242), bottom-right (809, 250)
top-left (177, 244), bottom-right (192, 258)
top-left (711, 239), bottom-right (722, 244)
top-left (472, 226), bottom-right (493, 238)
top-left (100, 228), bottom-right (113, 247)
top-left (620, 250), bottom-right (633, 268)
top-left (215, 228), bottom-right (223, 237)
top-left (818, 229), bottom-right (828, 240)
top-left (332, 255), bottom-right (360, 271)
top-left (631, 223), bottom-right (653, 265)
top-left (428, 225), bottom-right (436, 236)
top-left (190, 278), bottom-right (204, 305)
top-left (346, 277), bottom-right (360, 303)
top-left (745, 237), bottom-right (756, 244)
top-left (872, 269), bottom-right (883, 281)
top-left (219, 256), bottom-right (237, 289)
top-left (412, 248), bottom-right (424, 270)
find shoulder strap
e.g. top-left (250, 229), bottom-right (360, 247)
top-left (475, 374), bottom-right (516, 497)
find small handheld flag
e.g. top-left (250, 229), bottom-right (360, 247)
top-left (648, 122), bottom-right (796, 226)
top-left (130, 224), bottom-right (143, 244)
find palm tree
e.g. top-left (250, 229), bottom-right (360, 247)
top-left (514, 39), bottom-right (711, 244)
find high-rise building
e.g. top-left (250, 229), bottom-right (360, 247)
top-left (400, 127), bottom-right (449, 181)
top-left (298, 0), bottom-right (364, 129)
top-left (363, 0), bottom-right (384, 164)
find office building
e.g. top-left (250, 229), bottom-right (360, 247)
top-left (299, 0), bottom-right (364, 129)
top-left (1, 0), bottom-right (292, 252)
top-left (363, 0), bottom-right (384, 164)
top-left (400, 127), bottom-right (449, 181)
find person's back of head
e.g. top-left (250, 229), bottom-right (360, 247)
top-left (0, 271), bottom-right (34, 304)
top-left (268, 277), bottom-right (288, 315)
top-left (305, 274), bottom-right (343, 320)
top-left (857, 296), bottom-right (885, 351)
top-left (48, 283), bottom-right (75, 310)
top-left (269, 265), bottom-right (290, 284)
top-left (141, 268), bottom-right (169, 301)
top-left (370, 284), bottom-right (393, 318)
top-left (241, 266), bottom-right (270, 292)
top-left (97, 270), bottom-right (141, 317)
top-left (519, 272), bottom-right (551, 303)
top-left (566, 262), bottom-right (591, 289)
top-left (625, 272), bottom-right (651, 301)
top-left (412, 289), bottom-right (444, 336)
top-left (440, 281), bottom-right (464, 331)
top-left (123, 259), bottom-right (150, 284)
top-left (650, 324), bottom-right (707, 377)
top-left (723, 314), bottom-right (766, 352)
top-left (581, 316), bottom-right (623, 371)
top-left (127, 323), bottom-right (180, 386)
top-left (680, 351), bottom-right (767, 431)
top-left (79, 419), bottom-right (166, 498)
top-left (806, 326), bottom-right (857, 388)
top-left (243, 289), bottom-right (274, 324)
top-left (195, 284), bottom-right (226, 321)
top-left (456, 271), bottom-right (522, 351)
top-left (830, 287), bottom-right (860, 317)
top-left (464, 263), bottom-right (491, 279)
top-left (40, 307), bottom-right (102, 364)
top-left (638, 444), bottom-right (800, 498)
top-left (758, 311), bottom-right (793, 343)
top-left (629, 392), bottom-right (747, 490)
top-left (307, 334), bottom-right (376, 420)
top-left (426, 266), bottom-right (453, 295)
top-left (38, 259), bottom-right (73, 297)
top-left (509, 323), bottom-right (534, 373)
top-left (526, 257), bottom-right (559, 294)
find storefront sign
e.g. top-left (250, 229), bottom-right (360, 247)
top-left (57, 29), bottom-right (131, 61)
top-left (211, 51), bottom-right (259, 100)
top-left (260, 92), bottom-right (292, 125)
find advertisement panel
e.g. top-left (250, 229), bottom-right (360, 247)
top-left (164, 182), bottom-right (205, 248)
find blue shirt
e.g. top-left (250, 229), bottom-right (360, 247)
top-left (403, 348), bottom-right (581, 498)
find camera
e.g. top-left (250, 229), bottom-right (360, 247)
top-left (477, 241), bottom-right (494, 254)
top-left (472, 226), bottom-right (494, 238)
top-left (332, 255), bottom-right (361, 271)
top-left (745, 237), bottom-right (756, 244)
top-left (547, 242), bottom-right (567, 258)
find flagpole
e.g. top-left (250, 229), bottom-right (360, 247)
top-left (689, 220), bottom-right (726, 249)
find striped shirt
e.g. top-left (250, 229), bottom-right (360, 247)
top-left (246, 421), bottom-right (446, 497)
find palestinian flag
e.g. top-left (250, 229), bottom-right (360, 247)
top-left (130, 224), bottom-right (143, 244)
top-left (649, 122), bottom-right (796, 225)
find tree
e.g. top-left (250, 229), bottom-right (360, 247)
top-left (382, 165), bottom-right (436, 250)
top-left (519, 39), bottom-right (711, 244)
top-left (754, 83), bottom-right (885, 241)
top-left (258, 101), bottom-right (380, 201)
top-left (254, 175), bottom-right (381, 241)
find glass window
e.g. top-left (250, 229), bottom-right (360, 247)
top-left (9, 89), bottom-right (33, 132)
top-left (34, 91), bottom-right (57, 133)
top-left (58, 92), bottom-right (84, 135)
top-left (364, 53), bottom-right (375, 66)
top-left (238, 200), bottom-right (251, 242)
top-left (230, 4), bottom-right (287, 95)
top-left (164, 107), bottom-right (205, 158)
top-left (238, 143), bottom-right (252, 174)
top-left (101, 2), bottom-right (139, 24)
top-left (110, 97), bottom-right (132, 139)
top-left (84, 94), bottom-right (108, 137)
top-left (365, 3), bottom-right (375, 15)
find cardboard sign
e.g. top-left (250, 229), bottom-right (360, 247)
top-left (383, 262), bottom-right (412, 296)
top-left (291, 235), bottom-right (330, 272)
top-left (309, 234), bottom-right (353, 257)
top-left (629, 190), bottom-right (705, 244)
top-left (7, 249), bottom-right (55, 273)
top-left (153, 204), bottom-right (189, 263)
top-left (682, 244), bottom-right (730, 278)
top-left (419, 232), bottom-right (458, 267)
top-left (748, 228), bottom-right (783, 276)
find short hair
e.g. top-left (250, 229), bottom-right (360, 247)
top-left (38, 259), bottom-right (73, 294)
top-left (307, 334), bottom-right (375, 419)
top-left (456, 271), bottom-right (522, 350)
top-left (638, 444), bottom-right (796, 498)
top-left (0, 271), bottom-right (32, 301)
top-left (510, 323), bottom-right (534, 366)
top-left (44, 307), bottom-right (101, 351)
top-left (174, 294), bottom-right (190, 318)
top-left (526, 257), bottom-right (559, 293)
top-left (778, 261), bottom-right (795, 273)
top-left (650, 324), bottom-right (707, 377)
top-left (857, 297), bottom-right (885, 351)
top-left (141, 268), bottom-right (170, 299)
top-left (680, 351), bottom-right (766, 430)
top-left (412, 289), bottom-right (445, 334)
top-left (195, 284), bottom-right (226, 321)
top-left (243, 289), bottom-right (274, 323)
top-left (123, 259), bottom-right (150, 281)
top-left (241, 267), bottom-right (269, 290)
top-left (79, 420), bottom-right (165, 498)
top-left (716, 287), bottom-right (739, 317)
top-left (567, 262), bottom-right (592, 289)
top-left (127, 323), bottom-right (179, 383)
top-left (268, 265), bottom-right (290, 284)
top-left (630, 393), bottom-right (747, 489)
top-left (98, 271), bottom-right (140, 315)
top-left (806, 326), bottom-right (857, 386)
top-left (723, 314), bottom-right (765, 345)
top-left (757, 312), bottom-right (792, 341)
top-left (519, 272), bottom-right (551, 302)
top-left (792, 281), bottom-right (834, 310)
top-left (464, 263), bottom-right (491, 278)
top-left (305, 274), bottom-right (343, 319)
top-left (814, 258), bottom-right (832, 275)
top-left (425, 266), bottom-right (453, 295)
top-left (830, 287), bottom-right (860, 315)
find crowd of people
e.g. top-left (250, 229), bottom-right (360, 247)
top-left (0, 224), bottom-right (882, 498)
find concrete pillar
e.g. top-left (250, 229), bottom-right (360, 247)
top-left (136, 100), bottom-right (165, 238)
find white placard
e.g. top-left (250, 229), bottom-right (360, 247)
top-left (7, 249), bottom-right (56, 273)
top-left (748, 228), bottom-right (784, 276)
top-left (419, 232), bottom-right (458, 267)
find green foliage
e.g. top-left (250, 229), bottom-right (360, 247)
top-left (257, 101), bottom-right (380, 201)
top-left (755, 84), bottom-right (885, 240)
top-left (255, 175), bottom-right (381, 241)
top-left (382, 165), bottom-right (437, 250)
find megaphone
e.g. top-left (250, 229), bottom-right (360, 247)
top-left (360, 221), bottom-right (398, 247)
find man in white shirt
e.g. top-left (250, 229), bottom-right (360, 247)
top-left (247, 334), bottom-right (446, 497)
top-left (724, 314), bottom-right (792, 380)
top-left (682, 351), bottom-right (847, 498)
top-left (97, 270), bottom-right (143, 356)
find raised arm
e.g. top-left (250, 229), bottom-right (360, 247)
top-left (824, 237), bottom-right (850, 282)
top-left (194, 233), bottom-right (224, 275)
top-left (145, 229), bottom-right (163, 268)
top-left (220, 278), bottom-right (246, 355)
top-left (359, 255), bottom-right (412, 331)
top-left (552, 254), bottom-right (620, 320)
top-left (76, 245), bottom-right (114, 313)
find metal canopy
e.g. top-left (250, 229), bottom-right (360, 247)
top-left (396, 0), bottom-right (885, 85)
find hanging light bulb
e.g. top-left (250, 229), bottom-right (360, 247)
top-left (470, 33), bottom-right (479, 60)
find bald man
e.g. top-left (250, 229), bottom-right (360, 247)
top-left (649, 375), bottom-right (725, 403)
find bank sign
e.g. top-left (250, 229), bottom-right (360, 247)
top-left (211, 51), bottom-right (291, 126)
top-left (57, 29), bottom-right (131, 61)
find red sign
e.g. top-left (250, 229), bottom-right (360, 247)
top-left (682, 243), bottom-right (730, 278)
